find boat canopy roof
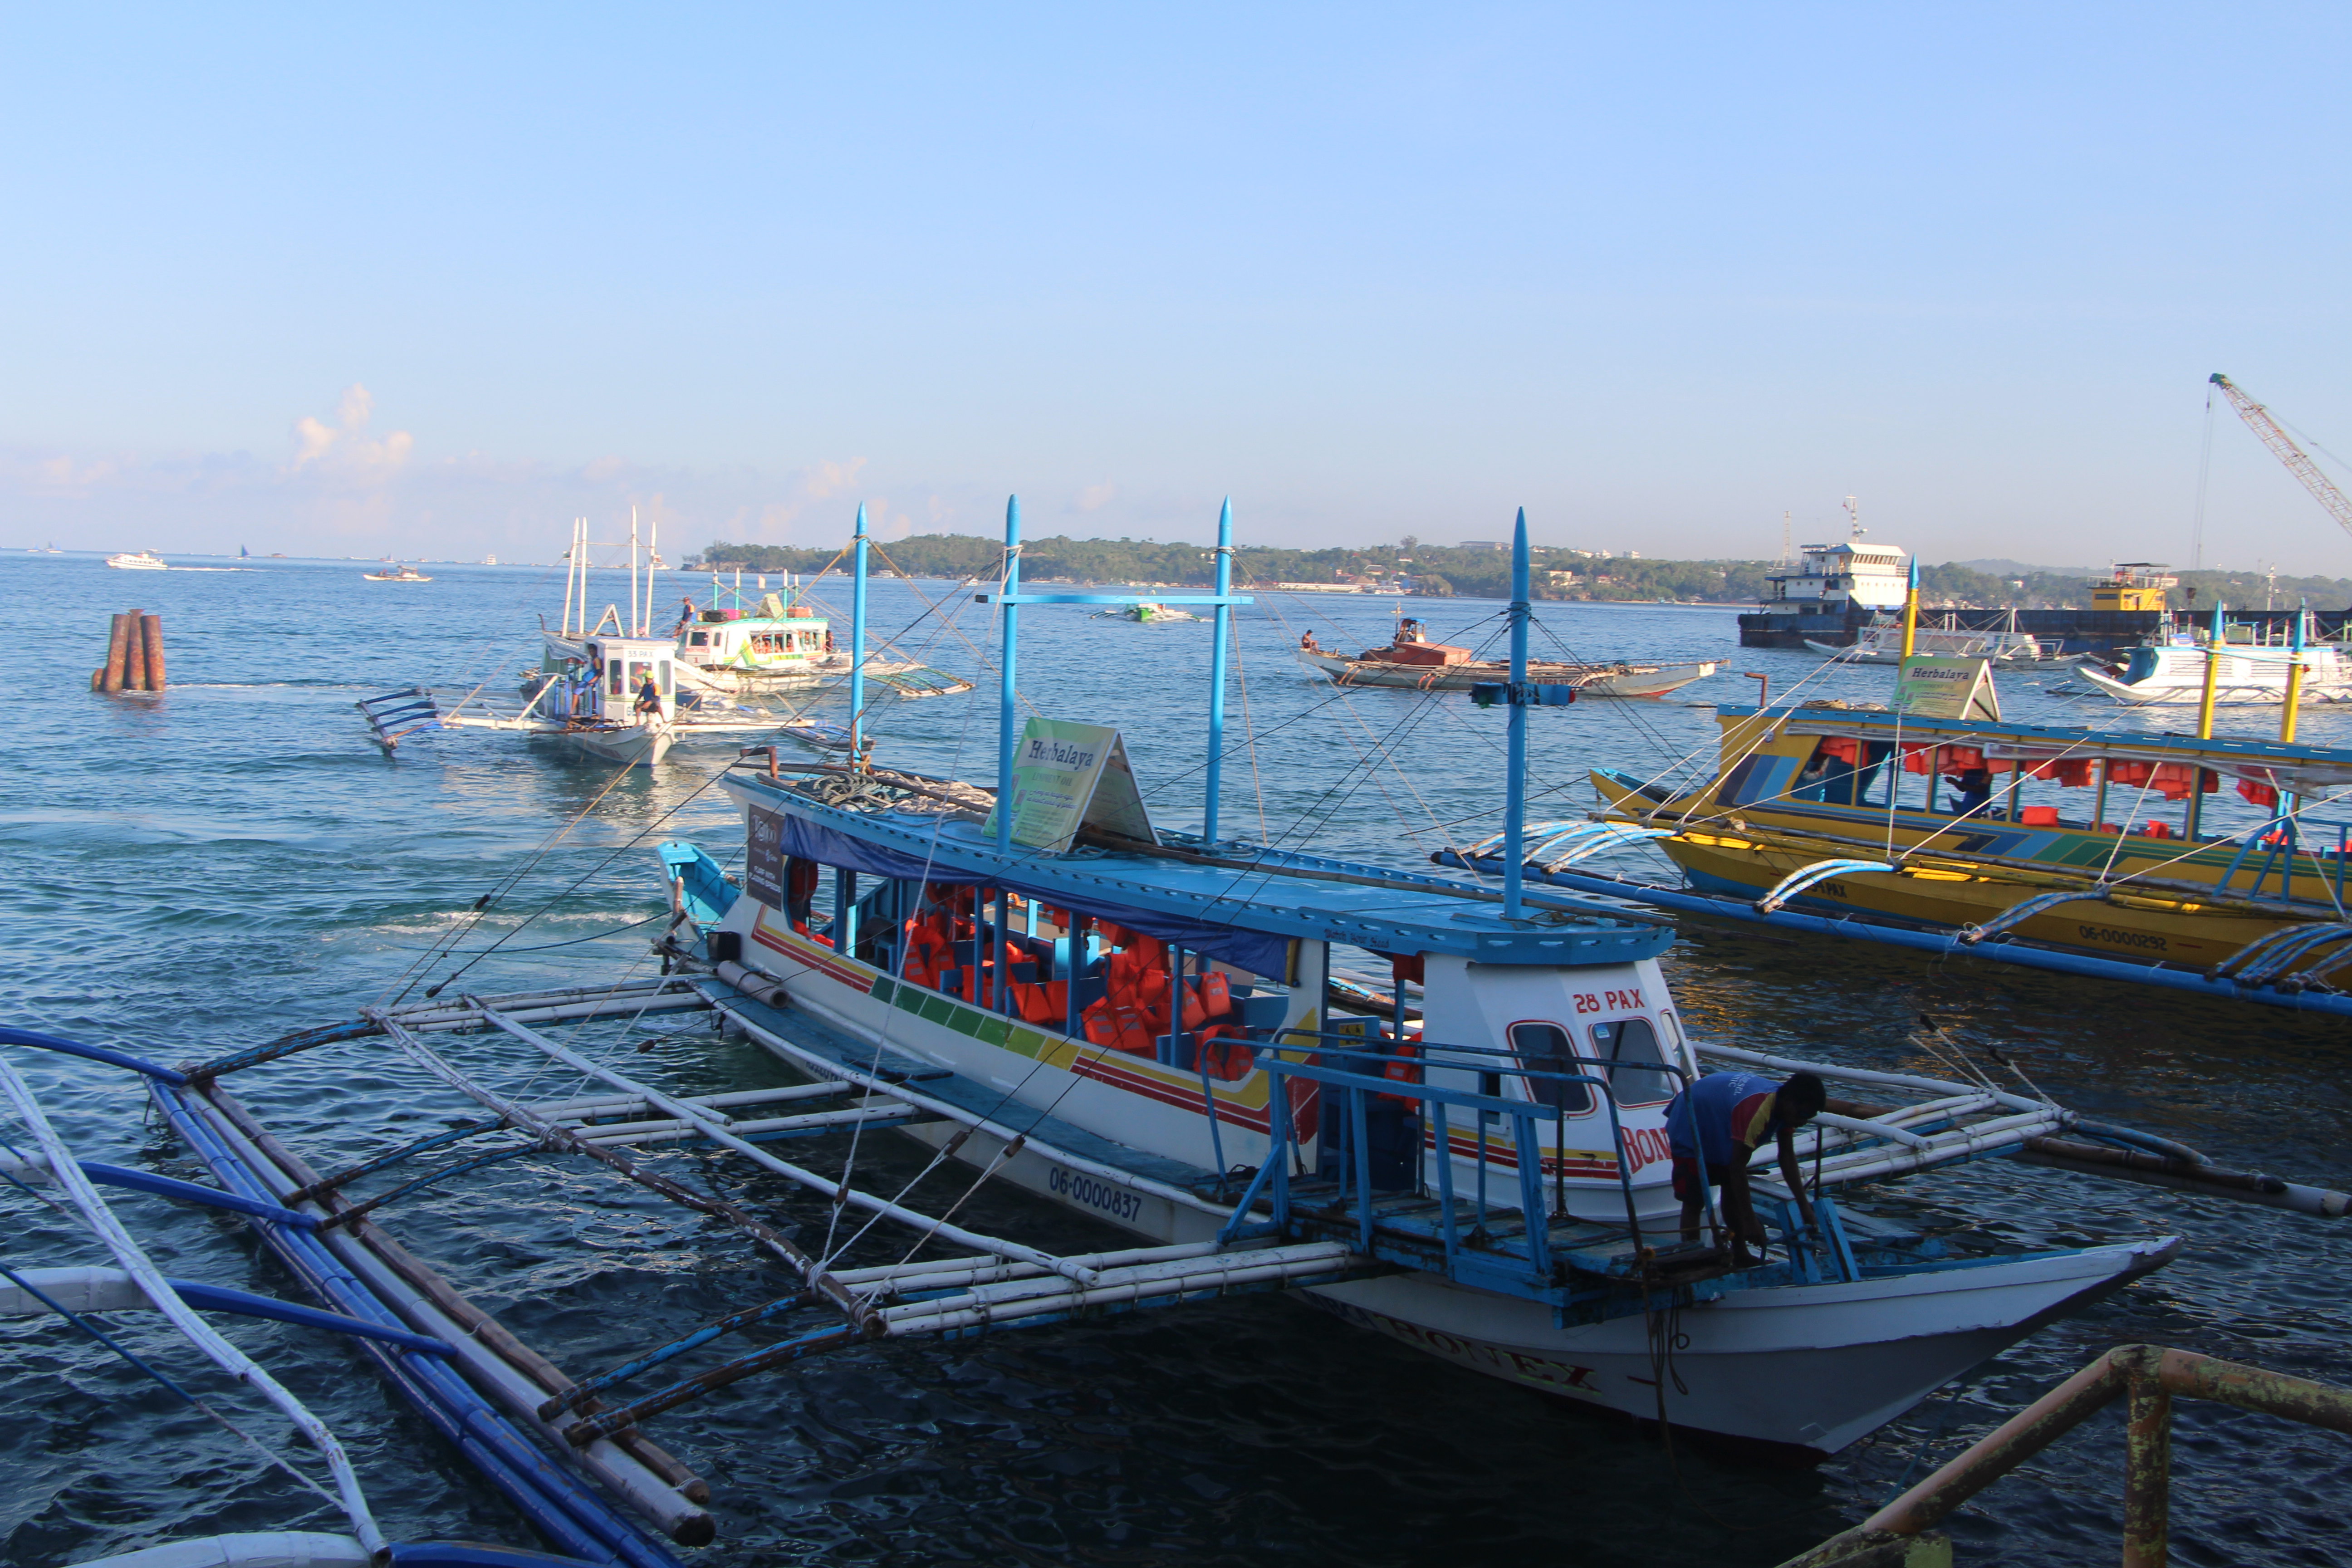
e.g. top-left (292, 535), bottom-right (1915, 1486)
top-left (1725, 703), bottom-right (2352, 787)
top-left (724, 774), bottom-right (1672, 968)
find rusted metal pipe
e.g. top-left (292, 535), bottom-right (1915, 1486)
top-left (1784, 1345), bottom-right (2352, 1568)
top-left (103, 611), bottom-right (133, 692)
top-left (123, 612), bottom-right (149, 691)
top-left (2123, 1367), bottom-right (2171, 1567)
top-left (1864, 1348), bottom-right (2131, 1537)
top-left (140, 612), bottom-right (166, 690)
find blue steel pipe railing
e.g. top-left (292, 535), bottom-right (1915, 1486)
top-left (1230, 1037), bottom-right (1701, 1286)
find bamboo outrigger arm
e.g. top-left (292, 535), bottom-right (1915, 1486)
top-left (1755, 858), bottom-right (1898, 914)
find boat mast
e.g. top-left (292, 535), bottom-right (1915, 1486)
top-left (997, 495), bottom-right (1022, 853)
top-left (1203, 497), bottom-right (1234, 843)
top-left (2196, 599), bottom-right (2225, 741)
top-left (1503, 508), bottom-right (1530, 920)
top-left (646, 512), bottom-right (660, 637)
top-left (850, 503), bottom-right (869, 768)
top-left (2283, 600), bottom-right (2307, 744)
top-left (1900, 555), bottom-right (1920, 659)
top-left (628, 507), bottom-right (641, 637)
top-left (562, 518), bottom-right (578, 637)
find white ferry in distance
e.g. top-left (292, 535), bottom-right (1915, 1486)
top-left (105, 551), bottom-right (167, 571)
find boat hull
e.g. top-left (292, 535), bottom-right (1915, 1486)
top-left (1298, 650), bottom-right (1719, 697)
top-left (2074, 661), bottom-right (2352, 706)
top-left (558, 723), bottom-right (671, 768)
top-left (1303, 1237), bottom-right (2176, 1457)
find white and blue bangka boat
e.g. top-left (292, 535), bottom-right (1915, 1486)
top-left (636, 501), bottom-right (2337, 1456)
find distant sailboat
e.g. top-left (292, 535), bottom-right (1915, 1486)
top-left (240, 544), bottom-right (250, 559)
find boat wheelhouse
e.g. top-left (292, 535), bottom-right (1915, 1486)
top-left (1762, 540), bottom-right (1911, 613)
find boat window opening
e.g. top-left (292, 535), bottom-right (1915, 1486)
top-left (1590, 1017), bottom-right (1675, 1107)
top-left (689, 632), bottom-right (708, 647)
top-left (607, 662), bottom-right (625, 697)
top-left (1506, 1023), bottom-right (1593, 1115)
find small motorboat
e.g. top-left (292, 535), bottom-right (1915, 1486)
top-left (1094, 601), bottom-right (1202, 623)
top-left (363, 563), bottom-right (434, 582)
top-left (1298, 632), bottom-right (1718, 698)
top-left (105, 551), bottom-right (167, 570)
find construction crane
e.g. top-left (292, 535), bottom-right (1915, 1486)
top-left (2209, 372), bottom-right (2352, 544)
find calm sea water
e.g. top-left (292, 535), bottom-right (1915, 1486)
top-left (5, 550), bottom-right (2351, 1568)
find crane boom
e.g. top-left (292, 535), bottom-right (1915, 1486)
top-left (2209, 372), bottom-right (2352, 542)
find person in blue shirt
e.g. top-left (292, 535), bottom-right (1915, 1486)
top-left (1664, 1069), bottom-right (1826, 1265)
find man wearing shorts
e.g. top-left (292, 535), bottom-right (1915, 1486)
top-left (1664, 1069), bottom-right (1826, 1265)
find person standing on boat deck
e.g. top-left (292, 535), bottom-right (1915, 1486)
top-left (1665, 1070), bottom-right (1825, 1266)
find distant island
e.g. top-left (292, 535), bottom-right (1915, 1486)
top-left (694, 533), bottom-right (2352, 610)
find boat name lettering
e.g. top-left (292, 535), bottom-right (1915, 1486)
top-left (1621, 1125), bottom-right (1672, 1174)
top-left (1572, 988), bottom-right (1647, 1014)
top-left (1307, 1298), bottom-right (1600, 1392)
top-left (1046, 1166), bottom-right (1144, 1222)
top-left (2078, 925), bottom-right (2168, 951)
top-left (1024, 737), bottom-right (1098, 773)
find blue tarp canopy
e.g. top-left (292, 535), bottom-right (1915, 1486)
top-left (771, 813), bottom-right (1294, 981)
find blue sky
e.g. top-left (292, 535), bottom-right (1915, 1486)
top-left (4, 5), bottom-right (2349, 571)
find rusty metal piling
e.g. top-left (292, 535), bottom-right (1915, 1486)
top-left (95, 608), bottom-right (165, 692)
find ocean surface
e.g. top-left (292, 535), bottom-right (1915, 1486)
top-left (5, 549), bottom-right (2351, 1568)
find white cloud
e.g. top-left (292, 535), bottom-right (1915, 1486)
top-left (289, 383), bottom-right (413, 483)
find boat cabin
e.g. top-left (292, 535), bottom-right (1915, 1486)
top-left (1762, 542), bottom-right (1911, 612)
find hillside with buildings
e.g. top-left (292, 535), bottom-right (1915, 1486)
top-left (694, 534), bottom-right (2352, 609)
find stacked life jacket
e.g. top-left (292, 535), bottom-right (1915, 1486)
top-left (1078, 926), bottom-right (1244, 1075)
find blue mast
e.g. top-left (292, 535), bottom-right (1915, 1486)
top-left (997, 495), bottom-right (1022, 852)
top-left (1503, 508), bottom-right (1530, 920)
top-left (1203, 498), bottom-right (1234, 844)
top-left (849, 503), bottom-right (869, 766)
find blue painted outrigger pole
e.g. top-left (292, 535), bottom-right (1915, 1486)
top-left (1502, 509), bottom-right (1531, 919)
top-left (1204, 497), bottom-right (1235, 843)
top-left (849, 502), bottom-right (869, 764)
top-left (997, 495), bottom-right (1022, 852)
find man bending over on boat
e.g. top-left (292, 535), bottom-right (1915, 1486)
top-left (1665, 1070), bottom-right (1826, 1266)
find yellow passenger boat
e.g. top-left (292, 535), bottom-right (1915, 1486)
top-left (1588, 700), bottom-right (2352, 980)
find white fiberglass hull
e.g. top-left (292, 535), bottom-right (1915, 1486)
top-left (1305, 1238), bottom-right (2177, 1456)
top-left (717, 911), bottom-right (2172, 1456)
top-left (560, 724), bottom-right (672, 767)
top-left (2074, 662), bottom-right (2352, 707)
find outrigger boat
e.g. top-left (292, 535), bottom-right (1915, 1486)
top-left (1558, 577), bottom-right (2352, 1016)
top-left (2071, 606), bottom-right (2352, 707)
top-left (1093, 600), bottom-right (1202, 623)
top-left (358, 509), bottom-right (969, 768)
top-left (363, 562), bottom-right (433, 583)
top-left (612, 504), bottom-right (2342, 1457)
top-left (1297, 620), bottom-right (1719, 698)
top-left (554, 517), bottom-right (971, 701)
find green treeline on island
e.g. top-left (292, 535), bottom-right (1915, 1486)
top-left (692, 534), bottom-right (2352, 611)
